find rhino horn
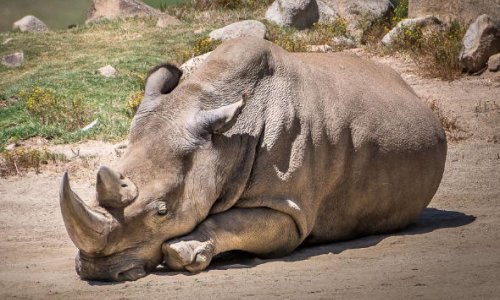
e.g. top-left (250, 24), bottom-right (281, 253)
top-left (96, 166), bottom-right (138, 208)
top-left (60, 172), bottom-right (111, 254)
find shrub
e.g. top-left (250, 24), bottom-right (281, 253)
top-left (175, 37), bottom-right (222, 63)
top-left (126, 91), bottom-right (144, 116)
top-left (185, 0), bottom-right (273, 10)
top-left (265, 18), bottom-right (351, 53)
top-left (392, 0), bottom-right (408, 24)
top-left (392, 20), bottom-right (466, 80)
top-left (20, 87), bottom-right (92, 130)
top-left (0, 147), bottom-right (67, 176)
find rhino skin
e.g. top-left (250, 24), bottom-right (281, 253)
top-left (60, 37), bottom-right (446, 281)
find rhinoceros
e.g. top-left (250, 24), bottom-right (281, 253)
top-left (60, 37), bottom-right (446, 281)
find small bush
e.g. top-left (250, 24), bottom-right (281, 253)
top-left (20, 87), bottom-right (92, 130)
top-left (392, 20), bottom-right (466, 80)
top-left (126, 91), bottom-right (144, 116)
top-left (0, 147), bottom-right (67, 176)
top-left (392, 0), bottom-right (408, 24)
top-left (175, 37), bottom-right (222, 63)
top-left (186, 0), bottom-right (273, 10)
top-left (265, 18), bottom-right (351, 53)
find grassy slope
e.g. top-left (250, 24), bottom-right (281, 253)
top-left (0, 18), bottom-right (201, 149)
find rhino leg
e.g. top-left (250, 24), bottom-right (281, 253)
top-left (162, 207), bottom-right (300, 272)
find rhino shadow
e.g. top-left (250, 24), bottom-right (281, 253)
top-left (200, 208), bottom-right (476, 271)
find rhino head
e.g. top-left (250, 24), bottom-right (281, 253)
top-left (60, 62), bottom-right (248, 281)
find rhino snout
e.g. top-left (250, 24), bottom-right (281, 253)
top-left (75, 252), bottom-right (149, 282)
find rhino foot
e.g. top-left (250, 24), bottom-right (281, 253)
top-left (162, 239), bottom-right (214, 273)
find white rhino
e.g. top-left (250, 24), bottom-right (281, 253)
top-left (60, 37), bottom-right (446, 281)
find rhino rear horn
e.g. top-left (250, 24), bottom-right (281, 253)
top-left (96, 166), bottom-right (138, 208)
top-left (60, 172), bottom-right (111, 254)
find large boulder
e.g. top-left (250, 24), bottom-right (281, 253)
top-left (86, 0), bottom-right (160, 23)
top-left (12, 15), bottom-right (48, 32)
top-left (265, 0), bottom-right (320, 29)
top-left (209, 20), bottom-right (267, 41)
top-left (1, 52), bottom-right (24, 68)
top-left (409, 0), bottom-right (500, 25)
top-left (381, 16), bottom-right (441, 46)
top-left (320, 0), bottom-right (392, 41)
top-left (459, 14), bottom-right (500, 73)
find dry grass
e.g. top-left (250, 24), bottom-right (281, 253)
top-left (428, 99), bottom-right (470, 142)
top-left (0, 147), bottom-right (67, 176)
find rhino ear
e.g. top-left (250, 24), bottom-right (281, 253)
top-left (144, 63), bottom-right (182, 98)
top-left (195, 92), bottom-right (247, 135)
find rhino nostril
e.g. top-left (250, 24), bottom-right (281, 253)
top-left (121, 183), bottom-right (128, 187)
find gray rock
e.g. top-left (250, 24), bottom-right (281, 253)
top-left (12, 15), bottom-right (48, 32)
top-left (156, 14), bottom-right (181, 28)
top-left (381, 16), bottom-right (441, 46)
top-left (209, 20), bottom-right (267, 41)
top-left (332, 36), bottom-right (356, 48)
top-left (180, 52), bottom-right (212, 79)
top-left (306, 44), bottom-right (332, 52)
top-left (266, 0), bottom-right (320, 29)
top-left (488, 53), bottom-right (500, 72)
top-left (98, 65), bottom-right (117, 77)
top-left (319, 0), bottom-right (392, 41)
top-left (459, 14), bottom-right (500, 73)
top-left (87, 0), bottom-right (160, 23)
top-left (408, 0), bottom-right (500, 25)
top-left (1, 52), bottom-right (24, 68)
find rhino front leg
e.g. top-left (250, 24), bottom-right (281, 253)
top-left (162, 207), bottom-right (301, 272)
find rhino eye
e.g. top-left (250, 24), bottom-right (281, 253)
top-left (156, 202), bottom-right (168, 216)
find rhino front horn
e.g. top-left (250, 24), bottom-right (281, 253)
top-left (60, 172), bottom-right (111, 254)
top-left (96, 166), bottom-right (138, 208)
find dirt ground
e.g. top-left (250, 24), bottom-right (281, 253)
top-left (1, 53), bottom-right (499, 299)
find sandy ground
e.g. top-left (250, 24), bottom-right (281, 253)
top-left (1, 53), bottom-right (499, 299)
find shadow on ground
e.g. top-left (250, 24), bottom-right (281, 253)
top-left (191, 208), bottom-right (476, 271)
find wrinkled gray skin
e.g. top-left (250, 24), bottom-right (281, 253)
top-left (60, 37), bottom-right (446, 281)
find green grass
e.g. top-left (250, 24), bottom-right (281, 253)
top-left (0, 17), bottom-right (202, 149)
top-left (0, 4), bottom-right (271, 150)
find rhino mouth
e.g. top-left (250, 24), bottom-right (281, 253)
top-left (75, 251), bottom-right (153, 282)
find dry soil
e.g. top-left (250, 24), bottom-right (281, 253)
top-left (0, 52), bottom-right (499, 299)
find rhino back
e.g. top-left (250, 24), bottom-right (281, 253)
top-left (177, 38), bottom-right (446, 244)
top-left (228, 40), bottom-right (446, 244)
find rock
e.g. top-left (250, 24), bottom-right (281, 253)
top-left (156, 14), bottom-right (181, 28)
top-left (12, 15), bottom-right (48, 32)
top-left (98, 65), bottom-right (117, 77)
top-left (306, 44), bottom-right (332, 52)
top-left (381, 16), bottom-right (441, 46)
top-left (1, 52), bottom-right (24, 68)
top-left (209, 20), bottom-right (267, 41)
top-left (180, 52), bottom-right (212, 79)
top-left (320, 0), bottom-right (393, 41)
top-left (332, 36), bottom-right (356, 48)
top-left (265, 0), bottom-right (320, 29)
top-left (459, 15), bottom-right (500, 73)
top-left (408, 0), bottom-right (500, 25)
top-left (86, 0), bottom-right (160, 23)
top-left (488, 53), bottom-right (500, 72)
